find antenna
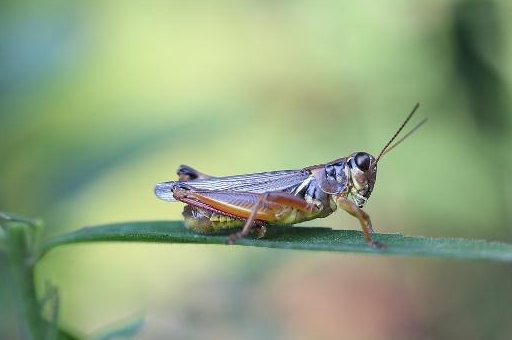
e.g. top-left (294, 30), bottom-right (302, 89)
top-left (379, 117), bottom-right (428, 158)
top-left (375, 103), bottom-right (424, 164)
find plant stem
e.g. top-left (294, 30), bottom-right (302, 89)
top-left (6, 222), bottom-right (45, 340)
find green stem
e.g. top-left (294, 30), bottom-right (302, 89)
top-left (6, 223), bottom-right (45, 340)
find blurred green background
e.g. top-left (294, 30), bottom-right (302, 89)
top-left (1, 0), bottom-right (512, 339)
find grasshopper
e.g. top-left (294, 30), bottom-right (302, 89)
top-left (155, 104), bottom-right (426, 248)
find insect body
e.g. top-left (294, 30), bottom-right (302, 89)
top-left (155, 104), bottom-right (426, 248)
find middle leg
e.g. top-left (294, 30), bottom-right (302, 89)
top-left (225, 191), bottom-right (321, 244)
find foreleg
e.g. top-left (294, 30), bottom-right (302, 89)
top-left (336, 196), bottom-right (383, 249)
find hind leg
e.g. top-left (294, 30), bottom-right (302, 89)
top-left (177, 164), bottom-right (214, 181)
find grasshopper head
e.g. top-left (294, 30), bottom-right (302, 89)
top-left (347, 152), bottom-right (377, 208)
top-left (343, 104), bottom-right (426, 208)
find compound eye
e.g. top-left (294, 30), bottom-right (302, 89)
top-left (354, 153), bottom-right (370, 171)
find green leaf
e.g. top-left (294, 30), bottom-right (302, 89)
top-left (41, 221), bottom-right (512, 262)
top-left (89, 318), bottom-right (144, 340)
top-left (56, 328), bottom-right (82, 340)
top-left (0, 211), bottom-right (42, 227)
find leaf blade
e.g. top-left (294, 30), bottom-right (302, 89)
top-left (41, 221), bottom-right (512, 262)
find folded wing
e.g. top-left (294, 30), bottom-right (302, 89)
top-left (155, 169), bottom-right (310, 202)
